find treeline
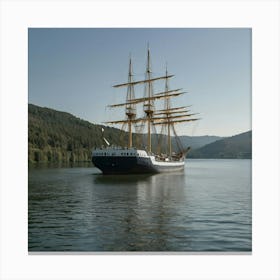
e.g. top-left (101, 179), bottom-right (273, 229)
top-left (28, 104), bottom-right (125, 163)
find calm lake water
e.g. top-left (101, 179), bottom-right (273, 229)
top-left (28, 159), bottom-right (251, 252)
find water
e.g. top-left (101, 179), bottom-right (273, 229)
top-left (28, 159), bottom-right (251, 252)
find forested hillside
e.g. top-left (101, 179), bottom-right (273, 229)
top-left (28, 104), bottom-right (122, 163)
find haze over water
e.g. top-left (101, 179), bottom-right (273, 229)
top-left (28, 159), bottom-right (251, 252)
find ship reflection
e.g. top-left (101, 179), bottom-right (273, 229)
top-left (91, 171), bottom-right (190, 251)
top-left (136, 171), bottom-right (185, 201)
top-left (93, 173), bottom-right (153, 185)
top-left (132, 172), bottom-right (189, 251)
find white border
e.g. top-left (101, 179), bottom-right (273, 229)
top-left (0, 0), bottom-right (279, 280)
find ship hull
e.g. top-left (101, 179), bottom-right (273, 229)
top-left (92, 155), bottom-right (184, 175)
top-left (92, 156), bottom-right (154, 174)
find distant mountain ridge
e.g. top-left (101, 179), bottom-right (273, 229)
top-left (188, 131), bottom-right (252, 159)
top-left (28, 104), bottom-right (251, 162)
top-left (179, 135), bottom-right (223, 150)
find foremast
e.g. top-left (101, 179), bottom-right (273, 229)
top-left (126, 58), bottom-right (136, 148)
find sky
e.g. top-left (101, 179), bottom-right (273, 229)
top-left (28, 28), bottom-right (251, 137)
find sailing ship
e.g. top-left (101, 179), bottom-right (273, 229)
top-left (92, 48), bottom-right (199, 174)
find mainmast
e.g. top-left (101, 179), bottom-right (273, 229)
top-left (144, 47), bottom-right (154, 153)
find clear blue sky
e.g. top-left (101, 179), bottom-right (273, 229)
top-left (28, 28), bottom-right (251, 137)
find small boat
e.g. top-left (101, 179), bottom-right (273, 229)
top-left (92, 48), bottom-right (198, 174)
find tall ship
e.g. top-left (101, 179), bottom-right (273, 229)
top-left (92, 48), bottom-right (199, 174)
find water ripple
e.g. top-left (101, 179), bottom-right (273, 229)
top-left (29, 159), bottom-right (252, 252)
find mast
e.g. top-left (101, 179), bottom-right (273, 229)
top-left (164, 67), bottom-right (172, 157)
top-left (126, 57), bottom-right (136, 148)
top-left (153, 66), bottom-right (200, 156)
top-left (144, 47), bottom-right (154, 153)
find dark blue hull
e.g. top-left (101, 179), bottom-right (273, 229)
top-left (92, 156), bottom-right (158, 175)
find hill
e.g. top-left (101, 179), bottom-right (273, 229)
top-left (179, 135), bottom-right (223, 150)
top-left (188, 131), bottom-right (252, 159)
top-left (28, 104), bottom-right (247, 163)
top-left (28, 104), bottom-right (122, 163)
